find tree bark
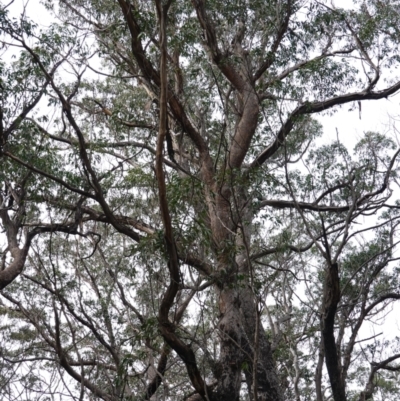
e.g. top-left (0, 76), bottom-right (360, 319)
top-left (240, 285), bottom-right (284, 401)
top-left (322, 262), bottom-right (346, 401)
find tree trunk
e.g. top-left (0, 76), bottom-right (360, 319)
top-left (213, 287), bottom-right (243, 401)
top-left (322, 262), bottom-right (346, 401)
top-left (240, 286), bottom-right (284, 401)
top-left (210, 191), bottom-right (283, 401)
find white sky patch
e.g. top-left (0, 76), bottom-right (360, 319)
top-left (318, 97), bottom-right (400, 149)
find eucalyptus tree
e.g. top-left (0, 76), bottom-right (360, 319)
top-left (1, 0), bottom-right (400, 400)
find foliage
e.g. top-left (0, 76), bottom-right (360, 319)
top-left (1, 1), bottom-right (400, 400)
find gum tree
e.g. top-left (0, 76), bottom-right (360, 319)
top-left (1, 0), bottom-right (400, 400)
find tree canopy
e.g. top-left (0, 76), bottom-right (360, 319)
top-left (1, 0), bottom-right (400, 400)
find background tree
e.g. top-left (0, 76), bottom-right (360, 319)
top-left (1, 0), bottom-right (400, 400)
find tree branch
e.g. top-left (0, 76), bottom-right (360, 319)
top-left (251, 82), bottom-right (400, 168)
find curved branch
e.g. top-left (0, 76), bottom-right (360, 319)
top-left (154, 5), bottom-right (210, 398)
top-left (250, 241), bottom-right (314, 260)
top-left (359, 353), bottom-right (400, 401)
top-left (116, 0), bottom-right (212, 177)
top-left (251, 81), bottom-right (400, 168)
